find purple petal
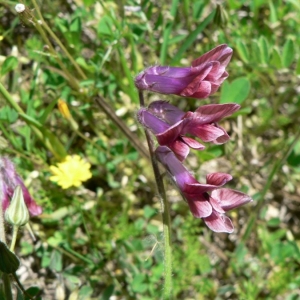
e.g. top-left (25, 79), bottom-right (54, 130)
top-left (16, 176), bottom-right (43, 216)
top-left (184, 123), bottom-right (225, 142)
top-left (211, 188), bottom-right (253, 211)
top-left (137, 109), bottom-right (170, 134)
top-left (155, 146), bottom-right (197, 188)
top-left (168, 140), bottom-right (190, 161)
top-left (167, 137), bottom-right (204, 161)
top-left (186, 197), bottom-right (212, 218)
top-left (156, 120), bottom-right (185, 144)
top-left (180, 80), bottom-right (212, 98)
top-left (183, 183), bottom-right (220, 195)
top-left (209, 195), bottom-right (225, 213)
top-left (212, 125), bottom-right (230, 144)
top-left (192, 44), bottom-right (233, 69)
top-left (206, 173), bottom-right (232, 186)
top-left (1, 181), bottom-right (10, 211)
top-left (181, 137), bottom-right (204, 150)
top-left (203, 211), bottom-right (234, 233)
top-left (148, 101), bottom-right (185, 124)
top-left (194, 104), bottom-right (240, 123)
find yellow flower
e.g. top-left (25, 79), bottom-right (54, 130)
top-left (50, 155), bottom-right (92, 189)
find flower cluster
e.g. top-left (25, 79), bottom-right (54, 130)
top-left (135, 45), bottom-right (252, 233)
top-left (0, 157), bottom-right (42, 217)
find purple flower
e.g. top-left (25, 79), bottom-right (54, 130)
top-left (138, 101), bottom-right (240, 161)
top-left (0, 157), bottom-right (42, 217)
top-left (135, 44), bottom-right (233, 99)
top-left (156, 146), bottom-right (252, 233)
top-left (138, 108), bottom-right (204, 161)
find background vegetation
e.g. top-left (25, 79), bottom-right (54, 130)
top-left (1, 0), bottom-right (300, 299)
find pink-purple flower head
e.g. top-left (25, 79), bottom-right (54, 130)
top-left (134, 44), bottom-right (233, 99)
top-left (156, 146), bottom-right (252, 233)
top-left (138, 101), bottom-right (240, 161)
top-left (0, 157), bottom-right (42, 217)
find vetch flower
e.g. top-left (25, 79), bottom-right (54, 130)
top-left (156, 146), bottom-right (252, 233)
top-left (135, 44), bottom-right (233, 99)
top-left (0, 157), bottom-right (42, 216)
top-left (50, 155), bottom-right (92, 189)
top-left (138, 108), bottom-right (204, 161)
top-left (138, 101), bottom-right (239, 161)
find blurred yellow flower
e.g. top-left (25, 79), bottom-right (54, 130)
top-left (50, 155), bottom-right (92, 189)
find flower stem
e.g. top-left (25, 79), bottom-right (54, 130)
top-left (0, 195), bottom-right (12, 300)
top-left (10, 226), bottom-right (19, 252)
top-left (138, 91), bottom-right (172, 299)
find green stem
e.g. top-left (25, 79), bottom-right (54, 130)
top-left (3, 274), bottom-right (13, 300)
top-left (242, 127), bottom-right (300, 241)
top-left (30, 0), bottom-right (87, 80)
top-left (138, 91), bottom-right (172, 299)
top-left (10, 226), bottom-right (19, 252)
top-left (32, 21), bottom-right (80, 91)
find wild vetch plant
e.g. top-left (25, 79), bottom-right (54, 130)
top-left (135, 44), bottom-right (253, 298)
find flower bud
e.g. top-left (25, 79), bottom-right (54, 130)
top-left (15, 3), bottom-right (35, 27)
top-left (214, 4), bottom-right (229, 29)
top-left (134, 44), bottom-right (233, 99)
top-left (57, 99), bottom-right (79, 130)
top-left (5, 186), bottom-right (30, 227)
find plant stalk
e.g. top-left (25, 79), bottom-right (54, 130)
top-left (138, 91), bottom-right (172, 299)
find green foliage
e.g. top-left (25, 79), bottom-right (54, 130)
top-left (0, 0), bottom-right (300, 299)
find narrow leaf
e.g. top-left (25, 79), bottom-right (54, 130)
top-left (1, 56), bottom-right (18, 76)
top-left (236, 40), bottom-right (249, 63)
top-left (270, 47), bottom-right (282, 69)
top-left (259, 36), bottom-right (269, 65)
top-left (282, 39), bottom-right (294, 68)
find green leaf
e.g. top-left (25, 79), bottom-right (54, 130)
top-left (259, 36), bottom-right (269, 64)
top-left (78, 285), bottom-right (93, 300)
top-left (0, 106), bottom-right (18, 123)
top-left (1, 56), bottom-right (18, 76)
top-left (50, 250), bottom-right (62, 272)
top-left (295, 58), bottom-right (300, 75)
top-left (236, 40), bottom-right (249, 63)
top-left (38, 98), bottom-right (59, 124)
top-left (251, 40), bottom-right (261, 64)
top-left (282, 39), bottom-right (294, 68)
top-left (268, 1), bottom-right (277, 23)
top-left (70, 17), bottom-right (81, 32)
top-left (0, 241), bottom-right (20, 274)
top-left (270, 47), bottom-right (282, 69)
top-left (144, 205), bottom-right (157, 219)
top-left (101, 285), bottom-right (114, 300)
top-left (97, 15), bottom-right (114, 36)
top-left (220, 77), bottom-right (251, 104)
top-left (132, 274), bottom-right (148, 293)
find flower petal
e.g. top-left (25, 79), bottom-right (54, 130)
top-left (203, 211), bottom-right (234, 233)
top-left (206, 173), bottom-right (232, 186)
top-left (211, 188), bottom-right (253, 211)
top-left (186, 197), bottom-right (212, 218)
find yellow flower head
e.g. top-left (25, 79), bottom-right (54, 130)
top-left (50, 155), bottom-right (92, 189)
